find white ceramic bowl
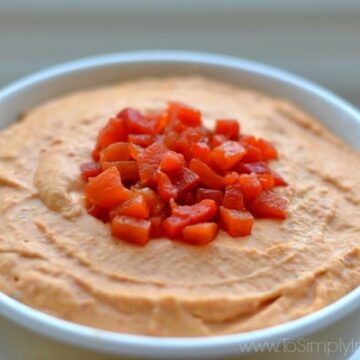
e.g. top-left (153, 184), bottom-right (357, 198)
top-left (0, 51), bottom-right (360, 360)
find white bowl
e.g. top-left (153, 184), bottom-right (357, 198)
top-left (0, 51), bottom-right (360, 360)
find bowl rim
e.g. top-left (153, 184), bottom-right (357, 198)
top-left (0, 50), bottom-right (360, 358)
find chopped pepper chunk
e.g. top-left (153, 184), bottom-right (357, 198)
top-left (219, 206), bottom-right (254, 237)
top-left (111, 216), bottom-right (151, 245)
top-left (189, 158), bottom-right (224, 190)
top-left (211, 141), bottom-right (246, 171)
top-left (182, 223), bottom-right (219, 245)
top-left (249, 190), bottom-right (288, 219)
top-left (215, 119), bottom-right (240, 140)
top-left (80, 162), bottom-right (102, 181)
top-left (83, 102), bottom-right (288, 246)
top-left (84, 167), bottom-right (130, 208)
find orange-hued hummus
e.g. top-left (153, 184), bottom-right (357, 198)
top-left (0, 77), bottom-right (360, 337)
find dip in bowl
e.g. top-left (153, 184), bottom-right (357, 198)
top-left (0, 51), bottom-right (359, 359)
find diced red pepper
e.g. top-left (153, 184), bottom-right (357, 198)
top-left (133, 187), bottom-right (161, 214)
top-left (238, 161), bottom-right (270, 175)
top-left (196, 188), bottom-right (224, 206)
top-left (100, 142), bottom-right (130, 163)
top-left (183, 191), bottom-right (196, 205)
top-left (82, 103), bottom-right (288, 246)
top-left (80, 162), bottom-right (102, 181)
top-left (249, 190), bottom-right (288, 219)
top-left (223, 183), bottom-right (244, 210)
top-left (157, 171), bottom-right (178, 201)
top-left (191, 142), bottom-right (211, 163)
top-left (84, 167), bottom-right (130, 208)
top-left (128, 143), bottom-right (143, 160)
top-left (242, 144), bottom-right (262, 163)
top-left (159, 151), bottom-right (185, 173)
top-left (137, 141), bottom-right (168, 185)
top-left (172, 199), bottom-right (217, 224)
top-left (215, 119), bottom-right (240, 140)
top-left (211, 134), bottom-right (227, 148)
top-left (97, 117), bottom-right (127, 150)
top-left (101, 161), bottom-right (139, 182)
top-left (169, 166), bottom-right (200, 199)
top-left (189, 158), bottom-right (224, 190)
top-left (240, 135), bottom-right (258, 147)
top-left (256, 138), bottom-right (278, 160)
top-left (168, 101), bottom-right (201, 127)
top-left (153, 111), bottom-right (170, 134)
top-left (211, 141), bottom-right (246, 171)
top-left (111, 194), bottom-right (149, 219)
top-left (111, 216), bottom-right (151, 245)
top-left (85, 198), bottom-right (109, 222)
top-left (257, 173), bottom-right (275, 190)
top-left (237, 174), bottom-right (262, 202)
top-left (118, 107), bottom-right (154, 135)
top-left (150, 215), bottom-right (164, 237)
top-left (224, 171), bottom-right (240, 185)
top-left (128, 134), bottom-right (155, 147)
top-left (182, 223), bottom-right (218, 245)
top-left (219, 206), bottom-right (254, 237)
top-left (163, 216), bottom-right (191, 238)
top-left (272, 171), bottom-right (288, 186)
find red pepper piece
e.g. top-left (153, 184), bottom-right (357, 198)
top-left (150, 215), bottom-right (164, 237)
top-left (101, 161), bottom-right (139, 182)
top-left (191, 142), bottom-right (212, 163)
top-left (153, 110), bottom-right (171, 134)
top-left (97, 117), bottom-right (127, 150)
top-left (80, 162), bottom-right (102, 181)
top-left (272, 171), bottom-right (288, 186)
top-left (249, 190), bottom-right (288, 219)
top-left (172, 199), bottom-right (217, 224)
top-left (211, 141), bottom-right (246, 171)
top-left (223, 183), bottom-right (244, 210)
top-left (128, 134), bottom-right (155, 147)
top-left (238, 161), bottom-right (286, 187)
top-left (163, 216), bottom-right (191, 238)
top-left (112, 193), bottom-right (149, 219)
top-left (157, 171), bottom-right (178, 201)
top-left (215, 119), bottom-right (240, 140)
top-left (169, 166), bottom-right (200, 199)
top-left (159, 151), bottom-right (185, 173)
top-left (196, 188), bottom-right (224, 206)
top-left (237, 174), bottom-right (262, 202)
top-left (189, 158), bottom-right (224, 190)
top-left (219, 206), bottom-right (254, 237)
top-left (128, 143), bottom-right (143, 160)
top-left (137, 141), bottom-right (168, 185)
top-left (84, 167), bottom-right (130, 208)
top-left (85, 198), bottom-right (109, 222)
top-left (100, 142), bottom-right (130, 163)
top-left (118, 107), bottom-right (154, 135)
top-left (182, 223), bottom-right (219, 245)
top-left (242, 144), bottom-right (263, 163)
top-left (134, 187), bottom-right (164, 216)
top-left (257, 173), bottom-right (275, 190)
top-left (168, 101), bottom-right (201, 127)
top-left (256, 138), bottom-right (278, 160)
top-left (224, 171), bottom-right (240, 185)
top-left (238, 161), bottom-right (270, 175)
top-left (111, 216), bottom-right (151, 245)
top-left (211, 134), bottom-right (227, 148)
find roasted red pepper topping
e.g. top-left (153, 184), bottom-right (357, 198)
top-left (81, 102), bottom-right (288, 246)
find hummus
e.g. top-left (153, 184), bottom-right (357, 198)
top-left (0, 77), bottom-right (360, 337)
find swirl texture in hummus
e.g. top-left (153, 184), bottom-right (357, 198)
top-left (0, 77), bottom-right (360, 336)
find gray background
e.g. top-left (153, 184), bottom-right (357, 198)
top-left (1, 0), bottom-right (360, 106)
